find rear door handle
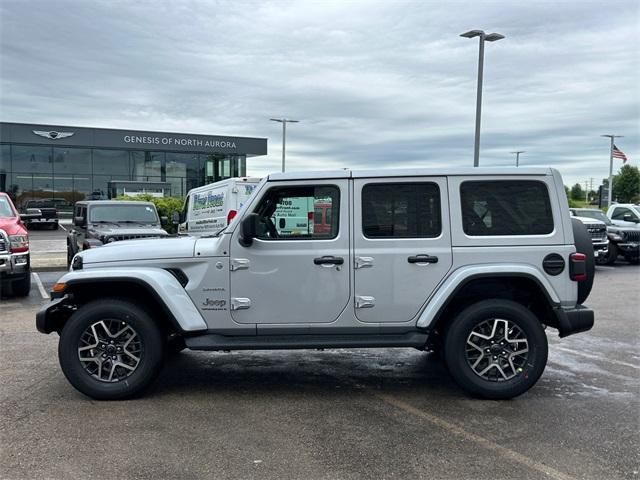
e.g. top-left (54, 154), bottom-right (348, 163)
top-left (314, 256), bottom-right (344, 266)
top-left (408, 254), bottom-right (438, 264)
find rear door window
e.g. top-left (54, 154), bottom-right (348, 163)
top-left (362, 183), bottom-right (441, 238)
top-left (460, 181), bottom-right (553, 236)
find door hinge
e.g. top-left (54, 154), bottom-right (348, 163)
top-left (230, 258), bottom-right (250, 271)
top-left (354, 256), bottom-right (374, 269)
top-left (231, 297), bottom-right (251, 310)
top-left (355, 295), bottom-right (375, 309)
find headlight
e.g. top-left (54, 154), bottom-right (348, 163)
top-left (608, 233), bottom-right (623, 241)
top-left (8, 234), bottom-right (29, 253)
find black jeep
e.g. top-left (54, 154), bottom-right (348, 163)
top-left (67, 200), bottom-right (169, 266)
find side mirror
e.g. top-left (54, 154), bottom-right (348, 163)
top-left (172, 211), bottom-right (180, 225)
top-left (623, 214), bottom-right (635, 222)
top-left (239, 213), bottom-right (260, 247)
top-left (74, 216), bottom-right (86, 226)
top-left (160, 215), bottom-right (169, 225)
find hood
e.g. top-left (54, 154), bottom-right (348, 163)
top-left (87, 223), bottom-right (168, 237)
top-left (573, 216), bottom-right (605, 226)
top-left (0, 216), bottom-right (27, 236)
top-left (80, 236), bottom-right (197, 264)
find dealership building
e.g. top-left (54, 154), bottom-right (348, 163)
top-left (0, 122), bottom-right (267, 211)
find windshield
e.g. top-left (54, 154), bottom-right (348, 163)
top-left (633, 205), bottom-right (640, 215)
top-left (575, 210), bottom-right (611, 225)
top-left (0, 197), bottom-right (16, 217)
top-left (90, 204), bottom-right (159, 224)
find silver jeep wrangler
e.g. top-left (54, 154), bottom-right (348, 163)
top-left (37, 168), bottom-right (595, 400)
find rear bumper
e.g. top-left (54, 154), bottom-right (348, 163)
top-left (554, 305), bottom-right (594, 338)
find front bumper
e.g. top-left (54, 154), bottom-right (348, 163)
top-left (0, 251), bottom-right (30, 278)
top-left (36, 295), bottom-right (75, 334)
top-left (554, 305), bottom-right (594, 338)
top-left (617, 242), bottom-right (639, 257)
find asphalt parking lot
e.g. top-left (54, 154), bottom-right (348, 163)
top-left (1, 264), bottom-right (639, 479)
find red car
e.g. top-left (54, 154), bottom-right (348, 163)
top-left (0, 192), bottom-right (31, 296)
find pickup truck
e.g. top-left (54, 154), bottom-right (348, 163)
top-left (21, 199), bottom-right (59, 230)
top-left (0, 192), bottom-right (33, 296)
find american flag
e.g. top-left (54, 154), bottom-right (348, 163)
top-left (613, 144), bottom-right (628, 163)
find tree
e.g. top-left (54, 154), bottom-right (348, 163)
top-left (613, 164), bottom-right (640, 203)
top-left (570, 183), bottom-right (584, 201)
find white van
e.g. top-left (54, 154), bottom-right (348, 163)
top-left (180, 177), bottom-right (261, 234)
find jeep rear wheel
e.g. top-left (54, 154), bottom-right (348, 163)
top-left (444, 299), bottom-right (548, 400)
top-left (59, 299), bottom-right (165, 400)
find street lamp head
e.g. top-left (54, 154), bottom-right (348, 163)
top-left (270, 118), bottom-right (283, 123)
top-left (485, 33), bottom-right (505, 42)
top-left (460, 30), bottom-right (484, 38)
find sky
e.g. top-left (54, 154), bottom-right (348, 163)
top-left (0, 0), bottom-right (638, 188)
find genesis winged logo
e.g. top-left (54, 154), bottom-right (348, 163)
top-left (32, 130), bottom-right (75, 140)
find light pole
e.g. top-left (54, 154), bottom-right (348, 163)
top-left (601, 134), bottom-right (623, 207)
top-left (511, 150), bottom-right (525, 167)
top-left (270, 118), bottom-right (299, 172)
top-left (460, 30), bottom-right (505, 167)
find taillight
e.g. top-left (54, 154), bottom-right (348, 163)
top-left (308, 212), bottom-right (314, 221)
top-left (569, 252), bottom-right (587, 281)
top-left (227, 210), bottom-right (237, 224)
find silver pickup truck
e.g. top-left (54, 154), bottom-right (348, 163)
top-left (37, 168), bottom-right (595, 400)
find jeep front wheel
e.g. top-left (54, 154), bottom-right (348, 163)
top-left (444, 299), bottom-right (548, 400)
top-left (58, 299), bottom-right (165, 400)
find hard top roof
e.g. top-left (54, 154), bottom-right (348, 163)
top-left (267, 167), bottom-right (556, 181)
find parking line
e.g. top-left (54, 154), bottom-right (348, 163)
top-left (595, 265), bottom-right (614, 270)
top-left (32, 272), bottom-right (49, 299)
top-left (376, 393), bottom-right (577, 480)
top-left (58, 223), bottom-right (67, 231)
top-left (553, 345), bottom-right (639, 370)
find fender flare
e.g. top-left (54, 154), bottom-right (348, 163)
top-left (416, 264), bottom-right (561, 329)
top-left (56, 268), bottom-right (207, 332)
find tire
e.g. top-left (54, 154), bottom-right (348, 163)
top-left (66, 244), bottom-right (73, 268)
top-left (444, 299), bottom-right (548, 400)
top-left (12, 272), bottom-right (31, 297)
top-left (58, 298), bottom-right (165, 400)
top-left (571, 218), bottom-right (595, 304)
top-left (604, 243), bottom-right (618, 266)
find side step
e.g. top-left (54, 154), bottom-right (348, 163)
top-left (184, 332), bottom-right (429, 351)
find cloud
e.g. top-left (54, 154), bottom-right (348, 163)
top-left (0, 0), bottom-right (637, 187)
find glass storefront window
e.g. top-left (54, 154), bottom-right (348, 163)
top-left (8, 173), bottom-right (32, 209)
top-left (53, 175), bottom-right (91, 216)
top-left (131, 151), bottom-right (163, 182)
top-left (93, 149), bottom-right (130, 176)
top-left (238, 155), bottom-right (247, 177)
top-left (12, 145), bottom-right (52, 174)
top-left (0, 145), bottom-right (9, 193)
top-left (92, 175), bottom-right (129, 200)
top-left (53, 147), bottom-right (92, 174)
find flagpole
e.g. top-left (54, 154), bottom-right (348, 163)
top-left (601, 134), bottom-right (623, 207)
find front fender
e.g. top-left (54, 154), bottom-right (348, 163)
top-left (51, 267), bottom-right (207, 332)
top-left (416, 264), bottom-right (562, 329)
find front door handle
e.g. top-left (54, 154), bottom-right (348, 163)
top-left (314, 256), bottom-right (344, 266)
top-left (408, 254), bottom-right (438, 264)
